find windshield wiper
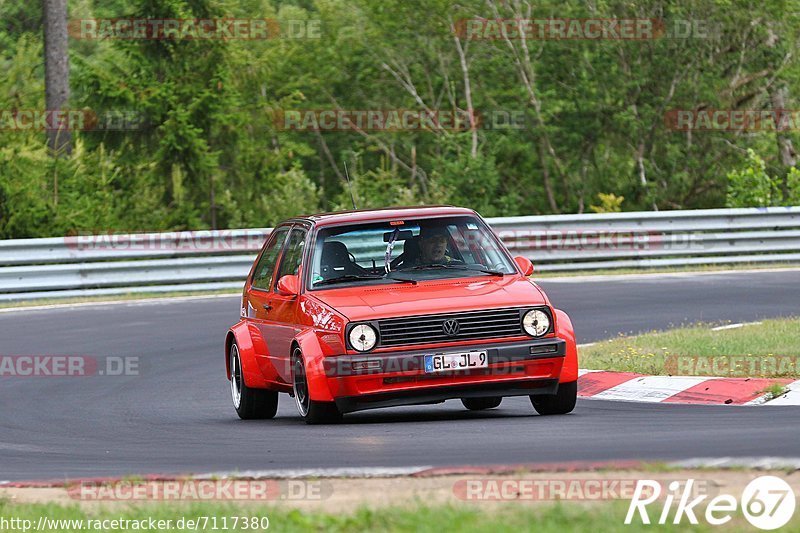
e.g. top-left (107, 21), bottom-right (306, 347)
top-left (314, 274), bottom-right (416, 287)
top-left (403, 264), bottom-right (506, 276)
top-left (462, 266), bottom-right (506, 276)
top-left (384, 273), bottom-right (418, 284)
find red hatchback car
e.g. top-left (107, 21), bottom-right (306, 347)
top-left (225, 206), bottom-right (578, 423)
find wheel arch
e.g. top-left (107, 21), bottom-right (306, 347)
top-left (292, 329), bottom-right (335, 402)
top-left (226, 321), bottom-right (269, 388)
top-left (554, 308), bottom-right (578, 383)
top-left (225, 330), bottom-right (236, 380)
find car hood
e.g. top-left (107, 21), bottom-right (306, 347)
top-left (308, 275), bottom-right (548, 322)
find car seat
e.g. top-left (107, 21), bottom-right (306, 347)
top-left (391, 235), bottom-right (421, 270)
top-left (321, 241), bottom-right (361, 279)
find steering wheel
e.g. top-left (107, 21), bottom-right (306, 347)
top-left (347, 253), bottom-right (370, 275)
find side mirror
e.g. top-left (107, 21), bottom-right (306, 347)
top-left (276, 274), bottom-right (300, 296)
top-left (514, 256), bottom-right (534, 277)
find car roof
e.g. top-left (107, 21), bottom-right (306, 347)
top-left (285, 206), bottom-right (478, 227)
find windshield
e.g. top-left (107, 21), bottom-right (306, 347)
top-left (307, 215), bottom-right (516, 289)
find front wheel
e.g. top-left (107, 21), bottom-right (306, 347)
top-left (531, 381), bottom-right (577, 415)
top-left (292, 348), bottom-right (342, 425)
top-left (230, 343), bottom-right (278, 420)
top-left (461, 397), bottom-right (502, 410)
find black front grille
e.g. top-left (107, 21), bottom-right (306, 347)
top-left (377, 308), bottom-right (525, 347)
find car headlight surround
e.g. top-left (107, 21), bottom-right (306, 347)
top-left (522, 308), bottom-right (551, 337)
top-left (348, 323), bottom-right (378, 352)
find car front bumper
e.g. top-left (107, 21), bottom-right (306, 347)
top-left (321, 337), bottom-right (567, 413)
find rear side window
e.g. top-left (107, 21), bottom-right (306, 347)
top-left (275, 228), bottom-right (307, 288)
top-left (251, 227), bottom-right (290, 290)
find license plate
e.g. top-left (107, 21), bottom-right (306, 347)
top-left (424, 351), bottom-right (488, 373)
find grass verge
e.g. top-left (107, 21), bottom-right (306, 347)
top-left (0, 500), bottom-right (789, 533)
top-left (580, 317), bottom-right (800, 378)
top-left (760, 383), bottom-right (790, 399)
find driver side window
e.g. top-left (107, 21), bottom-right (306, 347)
top-left (274, 228), bottom-right (307, 290)
top-left (251, 228), bottom-right (289, 290)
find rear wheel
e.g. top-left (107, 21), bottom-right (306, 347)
top-left (230, 343), bottom-right (278, 420)
top-left (292, 348), bottom-right (342, 425)
top-left (531, 381), bottom-right (577, 415)
top-left (461, 397), bottom-right (502, 411)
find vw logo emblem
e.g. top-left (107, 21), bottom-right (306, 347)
top-left (442, 319), bottom-right (460, 337)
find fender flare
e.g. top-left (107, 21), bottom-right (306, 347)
top-left (293, 330), bottom-right (335, 403)
top-left (554, 309), bottom-right (579, 383)
top-left (225, 321), bottom-right (269, 388)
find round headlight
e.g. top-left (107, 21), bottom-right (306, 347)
top-left (522, 309), bottom-right (550, 337)
top-left (349, 324), bottom-right (378, 352)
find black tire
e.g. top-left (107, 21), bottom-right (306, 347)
top-left (461, 397), bottom-right (502, 411)
top-left (229, 343), bottom-right (279, 420)
top-left (292, 348), bottom-right (342, 425)
top-left (531, 381), bottom-right (577, 415)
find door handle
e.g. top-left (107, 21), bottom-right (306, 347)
top-left (262, 303), bottom-right (273, 311)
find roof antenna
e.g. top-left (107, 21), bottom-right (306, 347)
top-left (343, 160), bottom-right (357, 210)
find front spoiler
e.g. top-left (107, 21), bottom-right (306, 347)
top-left (334, 378), bottom-right (560, 413)
top-left (324, 337), bottom-right (566, 413)
top-left (323, 337), bottom-right (566, 375)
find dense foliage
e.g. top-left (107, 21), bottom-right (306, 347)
top-left (1, 0), bottom-right (800, 237)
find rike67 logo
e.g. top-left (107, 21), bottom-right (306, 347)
top-left (626, 476), bottom-right (796, 530)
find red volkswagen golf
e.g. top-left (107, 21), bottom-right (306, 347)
top-left (225, 206), bottom-right (578, 423)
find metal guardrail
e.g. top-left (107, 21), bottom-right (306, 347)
top-left (0, 207), bottom-right (798, 301)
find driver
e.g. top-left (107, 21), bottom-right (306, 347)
top-left (417, 226), bottom-right (451, 265)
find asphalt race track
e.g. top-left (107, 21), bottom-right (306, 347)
top-left (1, 270), bottom-right (798, 481)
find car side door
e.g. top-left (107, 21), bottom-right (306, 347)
top-left (267, 226), bottom-right (309, 383)
top-left (245, 226), bottom-right (291, 385)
